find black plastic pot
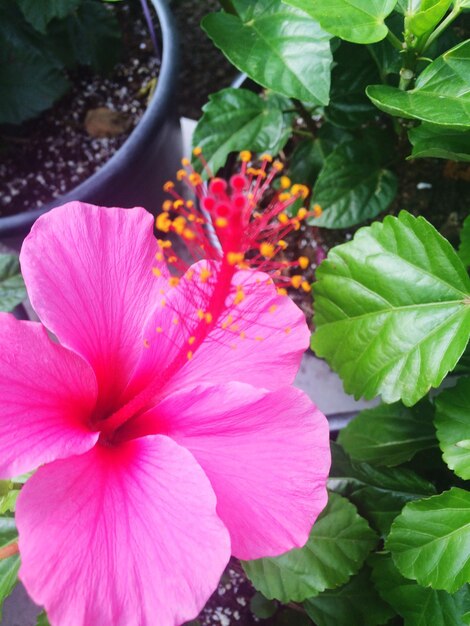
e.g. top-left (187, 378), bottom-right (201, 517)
top-left (0, 0), bottom-right (182, 251)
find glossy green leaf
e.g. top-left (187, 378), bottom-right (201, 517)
top-left (338, 400), bottom-right (437, 466)
top-left (367, 41), bottom-right (470, 129)
top-left (0, 48), bottom-right (69, 125)
top-left (435, 378), bottom-right (470, 479)
top-left (283, 0), bottom-right (398, 43)
top-left (372, 553), bottom-right (470, 626)
top-left (192, 88), bottom-right (289, 175)
top-left (304, 565), bottom-right (394, 626)
top-left (406, 0), bottom-right (453, 38)
top-left (202, 0), bottom-right (333, 104)
top-left (459, 215), bottom-right (470, 267)
top-left (311, 138), bottom-right (397, 228)
top-left (329, 442), bottom-right (436, 534)
top-left (0, 255), bottom-right (26, 312)
top-left (17, 0), bottom-right (79, 33)
top-left (387, 487), bottom-right (470, 593)
top-left (312, 211), bottom-right (470, 405)
top-left (243, 493), bottom-right (377, 602)
top-left (409, 124), bottom-right (470, 162)
top-left (325, 43), bottom-right (380, 128)
top-left (0, 518), bottom-right (19, 620)
top-left (289, 139), bottom-right (325, 186)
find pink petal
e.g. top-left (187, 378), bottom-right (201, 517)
top-left (17, 436), bottom-right (230, 626)
top-left (129, 382), bottom-right (330, 560)
top-left (20, 202), bottom-right (168, 412)
top-left (0, 314), bottom-right (98, 478)
top-left (129, 262), bottom-right (309, 399)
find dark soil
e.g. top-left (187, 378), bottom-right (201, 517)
top-left (0, 2), bottom-right (161, 217)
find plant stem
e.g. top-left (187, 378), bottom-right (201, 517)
top-left (292, 128), bottom-right (313, 138)
top-left (386, 29), bottom-right (403, 51)
top-left (0, 542), bottom-right (18, 560)
top-left (422, 3), bottom-right (462, 52)
top-left (292, 99), bottom-right (317, 138)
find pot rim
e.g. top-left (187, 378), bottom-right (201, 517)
top-left (0, 0), bottom-right (179, 238)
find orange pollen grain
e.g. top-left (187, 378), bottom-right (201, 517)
top-left (291, 275), bottom-right (303, 289)
top-left (260, 242), bottom-right (275, 259)
top-left (298, 256), bottom-right (309, 270)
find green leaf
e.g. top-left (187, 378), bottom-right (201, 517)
top-left (409, 124), bottom-right (470, 162)
top-left (192, 88), bottom-right (289, 174)
top-left (338, 400), bottom-right (437, 466)
top-left (243, 492), bottom-right (377, 603)
top-left (387, 487), bottom-right (470, 593)
top-left (250, 592), bottom-right (277, 618)
top-left (304, 565), bottom-right (395, 626)
top-left (289, 139), bottom-right (325, 186)
top-left (325, 43), bottom-right (381, 129)
top-left (0, 518), bottom-right (19, 620)
top-left (367, 40), bottom-right (470, 129)
top-left (372, 553), bottom-right (470, 626)
top-left (0, 48), bottom-right (69, 125)
top-left (37, 612), bottom-right (51, 626)
top-left (406, 0), bottom-right (453, 38)
top-left (329, 442), bottom-right (436, 535)
top-left (435, 377), bottom-right (470, 480)
top-left (283, 0), bottom-right (398, 44)
top-left (0, 255), bottom-right (26, 312)
top-left (273, 609), bottom-right (313, 625)
top-left (459, 215), bottom-right (470, 268)
top-left (311, 136), bottom-right (397, 228)
top-left (312, 211), bottom-right (470, 406)
top-left (17, 0), bottom-right (80, 34)
top-left (0, 491), bottom-right (20, 515)
top-left (202, 0), bottom-right (333, 104)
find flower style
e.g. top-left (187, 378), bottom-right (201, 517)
top-left (0, 197), bottom-right (330, 625)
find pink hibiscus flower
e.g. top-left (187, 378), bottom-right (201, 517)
top-left (0, 198), bottom-right (330, 625)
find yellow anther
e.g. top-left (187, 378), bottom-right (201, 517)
top-left (200, 268), bottom-right (212, 283)
top-left (163, 181), bottom-right (174, 192)
top-left (292, 184), bottom-right (309, 199)
top-left (187, 351), bottom-right (193, 360)
top-left (298, 256), bottom-right (309, 270)
top-left (277, 240), bottom-right (288, 250)
top-left (176, 169), bottom-right (187, 181)
top-left (183, 228), bottom-right (196, 240)
top-left (215, 217), bottom-right (228, 228)
top-left (260, 242), bottom-right (275, 259)
top-left (158, 239), bottom-right (172, 248)
top-left (188, 214), bottom-right (196, 222)
top-left (169, 277), bottom-right (180, 287)
top-left (156, 213), bottom-right (171, 233)
top-left (280, 176), bottom-right (291, 190)
top-left (291, 275), bottom-right (303, 289)
top-left (168, 255), bottom-right (177, 263)
top-left (279, 192), bottom-right (291, 202)
top-left (240, 150), bottom-right (252, 162)
top-left (292, 218), bottom-right (301, 231)
top-left (156, 327), bottom-right (163, 333)
top-left (313, 203), bottom-right (323, 218)
top-left (189, 173), bottom-right (203, 186)
top-left (186, 200), bottom-right (194, 208)
top-left (205, 313), bottom-right (213, 324)
top-left (162, 200), bottom-right (173, 212)
top-left (181, 157), bottom-right (190, 166)
top-left (172, 216), bottom-right (186, 235)
top-left (273, 160), bottom-right (283, 171)
top-left (192, 147), bottom-right (202, 156)
top-left (197, 309), bottom-right (205, 320)
top-left (261, 153), bottom-right (273, 162)
top-left (143, 338), bottom-right (150, 349)
top-left (188, 336), bottom-right (196, 345)
top-left (277, 288), bottom-right (287, 296)
top-left (227, 251), bottom-right (244, 266)
top-left (172, 317), bottom-right (179, 325)
top-left (269, 305), bottom-right (277, 313)
top-left (173, 199), bottom-right (184, 209)
top-left (278, 213), bottom-right (289, 225)
top-left (152, 267), bottom-right (162, 277)
top-left (297, 207), bottom-right (308, 220)
top-left (285, 327), bottom-right (291, 334)
top-left (234, 286), bottom-right (245, 305)
top-left (301, 281), bottom-right (311, 293)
